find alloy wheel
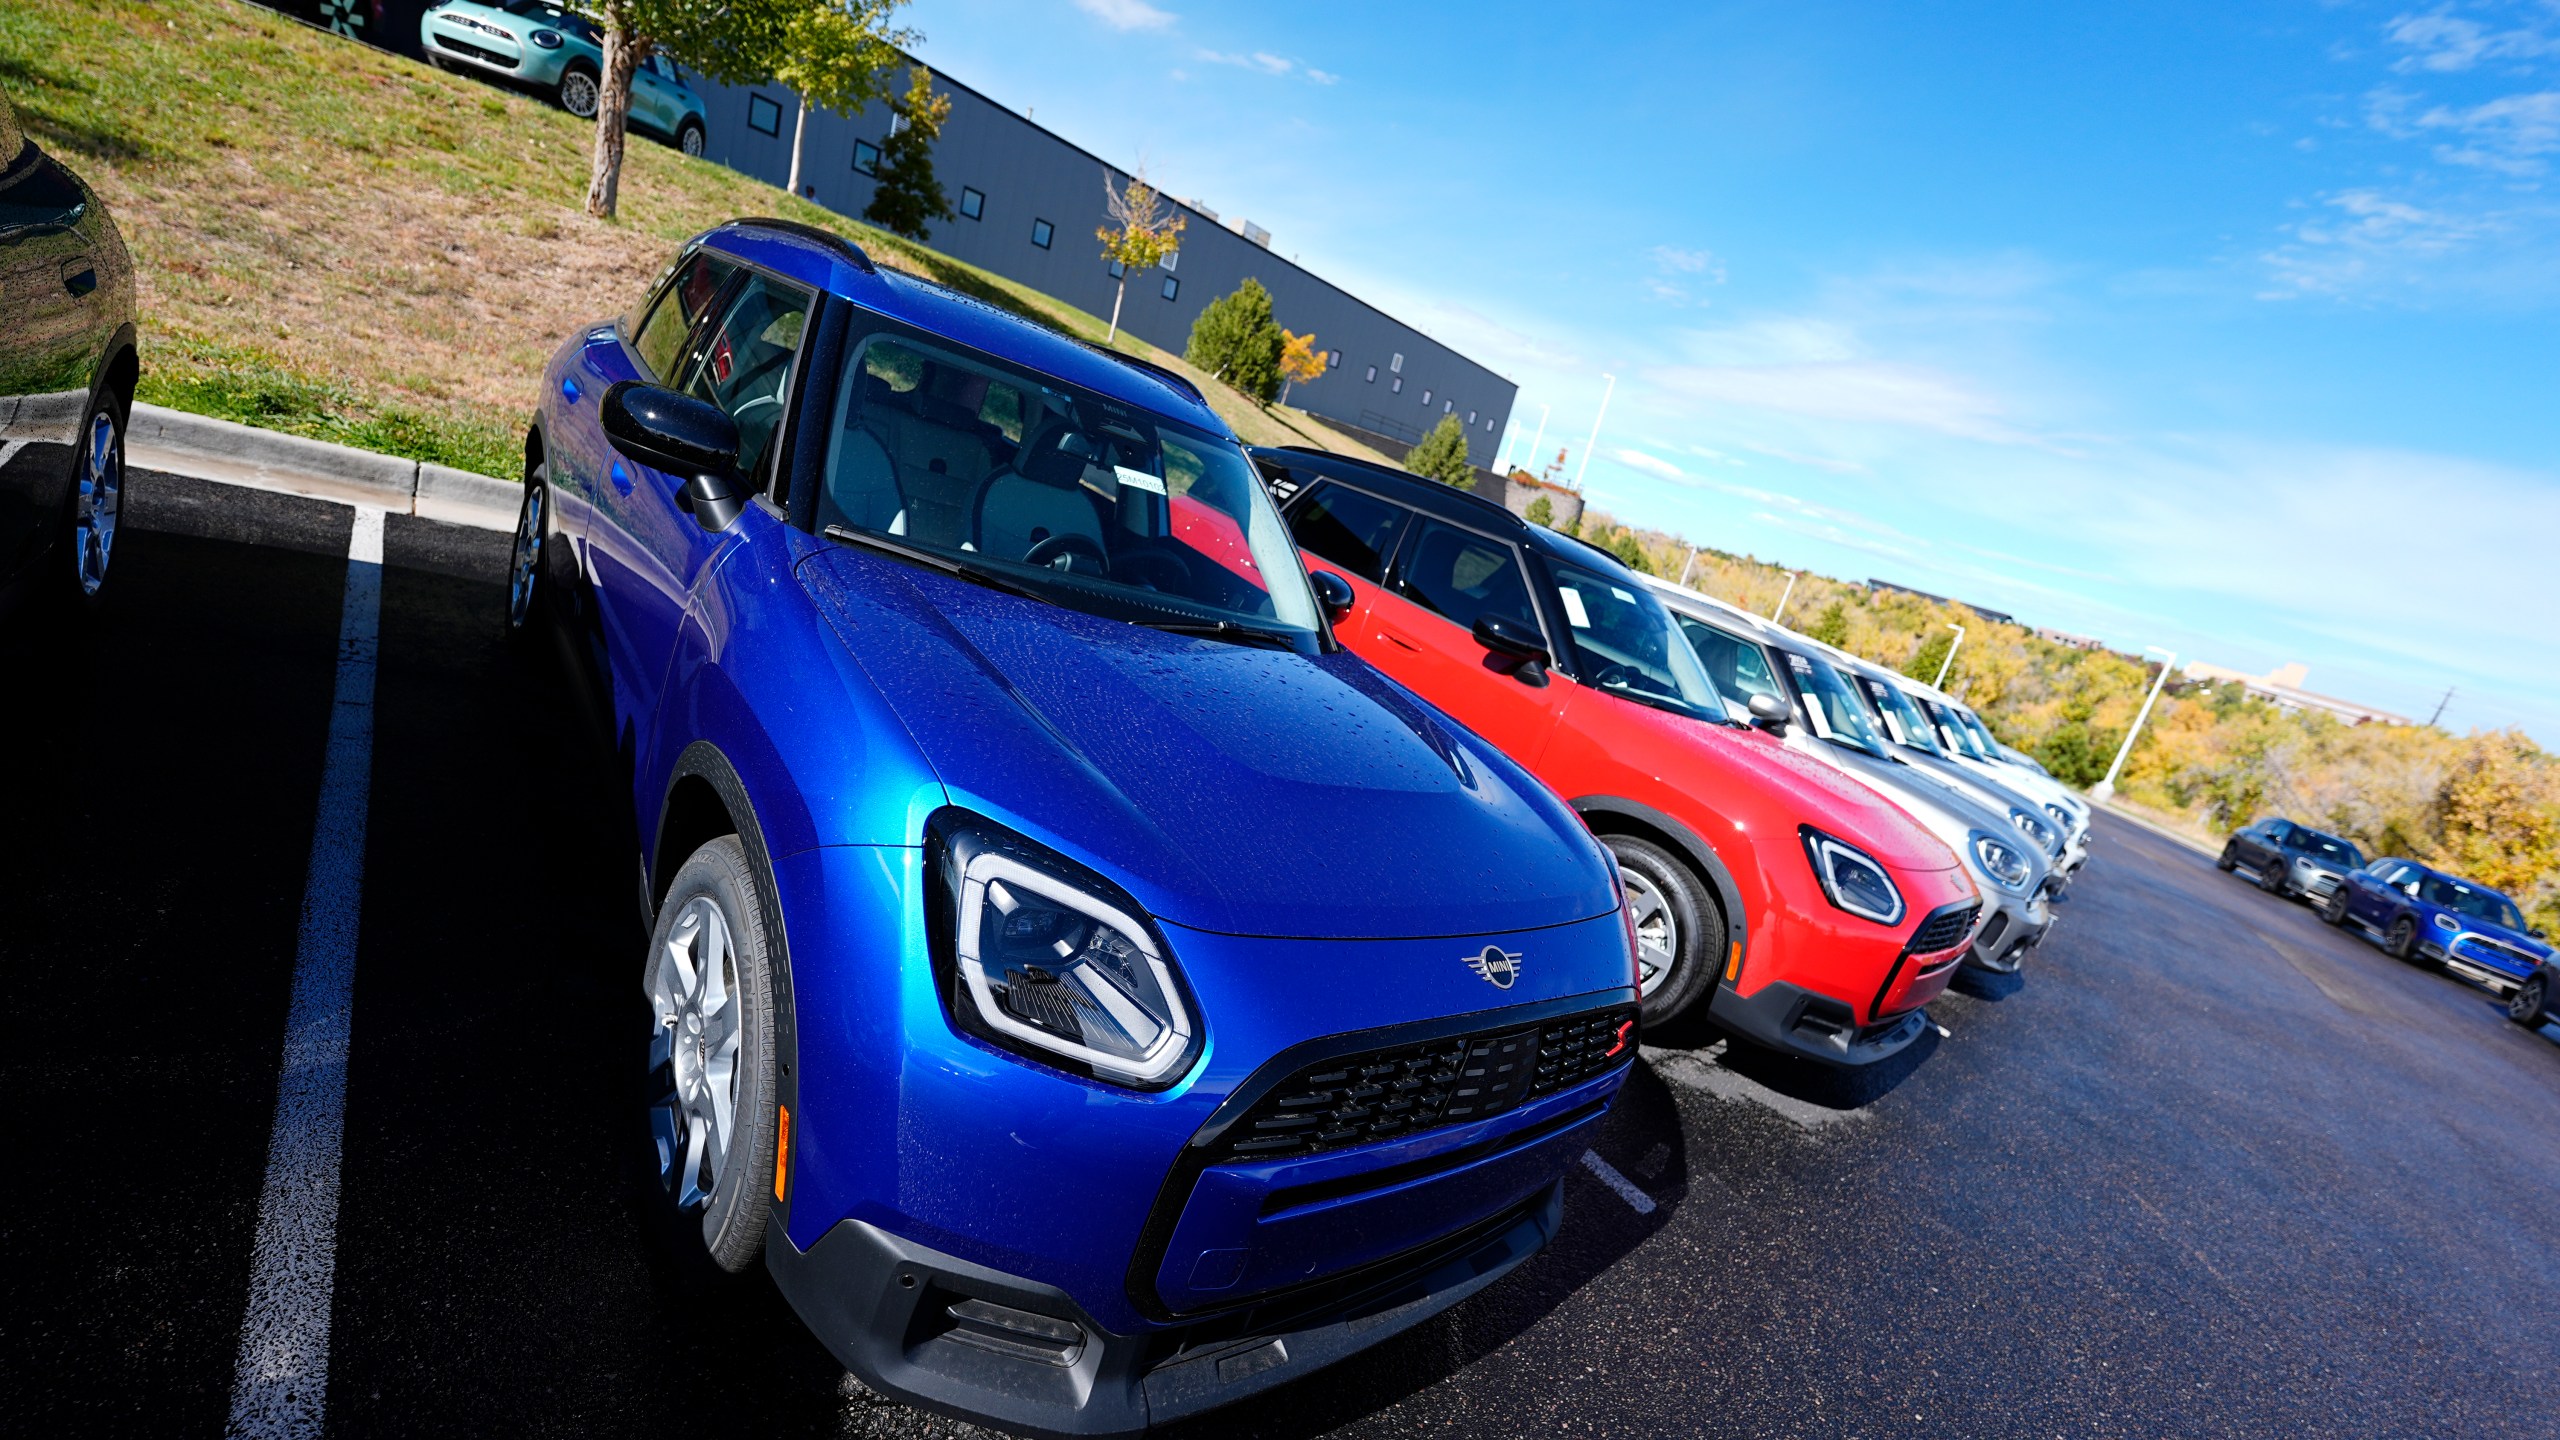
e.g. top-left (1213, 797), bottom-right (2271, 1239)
top-left (561, 70), bottom-right (599, 118)
top-left (680, 124), bottom-right (704, 157)
top-left (2512, 979), bottom-right (2545, 1024)
top-left (72, 407), bottom-right (121, 597)
top-left (2390, 918), bottom-right (2417, 960)
top-left (1623, 869), bottom-right (1680, 998)
top-left (647, 897), bottom-right (743, 1210)
top-left (506, 483), bottom-right (543, 629)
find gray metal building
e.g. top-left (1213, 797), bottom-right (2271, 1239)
top-left (693, 66), bottom-right (1515, 465)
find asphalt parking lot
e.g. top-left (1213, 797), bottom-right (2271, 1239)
top-left (7, 470), bottom-right (2559, 1439)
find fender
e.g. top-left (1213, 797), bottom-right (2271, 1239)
top-left (654, 739), bottom-right (803, 1239)
top-left (1569, 794), bottom-right (1751, 982)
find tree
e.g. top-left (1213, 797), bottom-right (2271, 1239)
top-left (1277, 329), bottom-right (1327, 405)
top-left (580, 0), bottom-right (833, 220)
top-left (1608, 527), bottom-right (1653, 574)
top-left (1524, 494), bottom-right (1554, 527)
top-left (1405, 413), bottom-right (1476, 490)
top-left (1185, 279), bottom-right (1285, 402)
top-left (1807, 602), bottom-right (1851, 649)
top-left (862, 65), bottom-right (954, 239)
top-left (1095, 171), bottom-right (1183, 343)
top-left (775, 0), bottom-right (910, 199)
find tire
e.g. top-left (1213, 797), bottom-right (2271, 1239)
top-left (504, 464), bottom-right (549, 642)
top-left (644, 835), bottom-right (780, 1274)
top-left (676, 119), bottom-right (705, 158)
top-left (2509, 976), bottom-right (2547, 1028)
top-left (2388, 916), bottom-right (2420, 964)
top-left (2257, 859), bottom-right (2287, 896)
top-left (59, 394), bottom-right (125, 608)
top-left (2216, 844), bottom-right (2237, 873)
top-left (558, 63), bottom-right (600, 119)
top-left (1605, 835), bottom-right (1722, 1027)
top-left (2318, 888), bottom-right (2350, 926)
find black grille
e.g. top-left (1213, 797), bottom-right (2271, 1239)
top-left (1219, 1006), bottom-right (1637, 1160)
top-left (1908, 902), bottom-right (1979, 957)
top-left (433, 34), bottom-right (518, 68)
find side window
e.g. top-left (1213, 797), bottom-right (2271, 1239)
top-left (631, 250), bottom-right (738, 382)
top-left (817, 335), bottom-right (1024, 544)
top-left (1285, 482), bottom-right (1409, 584)
top-left (1394, 519), bottom-right (1538, 637)
top-left (676, 273), bottom-right (812, 487)
top-left (1677, 616), bottom-right (1781, 709)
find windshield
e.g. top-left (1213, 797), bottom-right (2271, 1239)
top-left (1673, 614), bottom-right (1780, 721)
top-left (2291, 830), bottom-right (2360, 864)
top-left (1922, 697), bottom-right (1988, 758)
top-left (1956, 706), bottom-right (2006, 757)
top-left (2420, 875), bottom-right (2526, 930)
top-left (815, 331), bottom-right (1321, 642)
top-left (1858, 674), bottom-right (1944, 755)
top-left (1547, 561), bottom-right (1729, 721)
top-left (500, 0), bottom-right (599, 39)
top-left (1785, 651), bottom-right (1890, 759)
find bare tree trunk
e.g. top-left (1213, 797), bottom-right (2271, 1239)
top-left (787, 96), bottom-right (809, 196)
top-left (584, 23), bottom-right (644, 219)
top-left (1106, 278), bottom-right (1126, 343)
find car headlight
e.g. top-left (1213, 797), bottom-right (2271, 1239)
top-left (933, 817), bottom-right (1199, 1089)
top-left (1801, 827), bottom-right (1906, 927)
top-left (1968, 832), bottom-right (2034, 894)
top-left (2008, 805), bottom-right (2059, 852)
top-left (2433, 914), bottom-right (2460, 933)
top-left (530, 27), bottom-right (564, 47)
top-left (2044, 802), bottom-right (2071, 830)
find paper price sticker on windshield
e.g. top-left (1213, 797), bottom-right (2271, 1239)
top-left (1558, 588), bottom-right (1591, 628)
top-left (1115, 466), bottom-right (1166, 495)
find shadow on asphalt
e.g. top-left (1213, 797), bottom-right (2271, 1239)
top-left (1948, 966), bottom-right (2024, 1002)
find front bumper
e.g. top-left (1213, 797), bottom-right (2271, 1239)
top-left (1963, 892), bottom-right (2051, 974)
top-left (770, 1185), bottom-right (1562, 1439)
top-left (421, 19), bottom-right (566, 83)
top-left (2441, 932), bottom-right (2544, 990)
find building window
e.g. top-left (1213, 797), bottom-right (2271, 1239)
top-left (1391, 377), bottom-right (1403, 394)
top-left (1162, 250), bottom-right (1179, 272)
top-left (852, 139), bottom-right (881, 175)
top-left (1327, 350), bottom-right (1342, 369)
top-left (1031, 218), bottom-right (1054, 248)
top-left (959, 187), bottom-right (984, 220)
top-left (747, 94), bottom-right (782, 137)
top-left (1108, 259), bottom-right (1125, 279)
top-left (1161, 275), bottom-right (1180, 301)
top-left (1484, 418), bottom-right (1495, 432)
top-left (1390, 353), bottom-right (1404, 374)
top-left (1364, 365), bottom-right (1377, 383)
top-left (1444, 400), bottom-right (1454, 414)
top-left (1467, 410), bottom-right (1477, 424)
top-left (1422, 390), bottom-right (1432, 406)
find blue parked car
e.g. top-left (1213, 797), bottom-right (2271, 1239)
top-left (2322, 857), bottom-right (2552, 993)
top-left (511, 217), bottom-right (1642, 1434)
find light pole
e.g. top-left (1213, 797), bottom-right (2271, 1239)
top-left (1769, 572), bottom-right (1799, 624)
top-left (1677, 547), bottom-right (1702, 587)
top-left (2090, 646), bottom-right (2177, 803)
top-left (1522, 403), bottom-right (1551, 480)
top-left (1930, 623), bottom-right (1965, 689)
top-left (1571, 374), bottom-right (1616, 489)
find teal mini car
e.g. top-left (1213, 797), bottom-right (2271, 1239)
top-left (420, 0), bottom-right (710, 155)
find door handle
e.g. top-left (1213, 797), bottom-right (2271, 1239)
top-left (1376, 626), bottom-right (1421, 652)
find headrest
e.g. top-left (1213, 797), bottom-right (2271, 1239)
top-left (1015, 421), bottom-right (1095, 489)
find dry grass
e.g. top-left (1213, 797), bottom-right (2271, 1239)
top-left (3, 0), bottom-right (1390, 475)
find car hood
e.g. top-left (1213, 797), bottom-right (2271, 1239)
top-left (799, 548), bottom-right (1619, 940)
top-left (1702, 721), bottom-right (1964, 875)
top-left (2444, 912), bottom-right (2551, 956)
top-left (1827, 746), bottom-right (2045, 876)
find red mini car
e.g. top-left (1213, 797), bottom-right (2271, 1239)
top-left (1255, 448), bottom-right (1979, 1065)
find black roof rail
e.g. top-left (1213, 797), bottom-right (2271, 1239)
top-left (1078, 342), bottom-right (1206, 406)
top-left (1250, 444), bottom-right (1529, 526)
top-left (724, 216), bottom-right (877, 274)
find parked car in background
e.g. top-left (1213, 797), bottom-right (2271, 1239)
top-left (0, 89), bottom-right (136, 616)
top-left (421, 0), bottom-right (709, 153)
top-left (1253, 445), bottom-right (1981, 1066)
top-left (1898, 681), bottom-right (2092, 880)
top-left (2323, 858), bottom-right (2553, 994)
top-left (1826, 650), bottom-right (2074, 871)
top-left (513, 220), bottom-right (1644, 1435)
top-left (2218, 817), bottom-right (2363, 904)
top-left (1650, 583), bottom-right (2055, 975)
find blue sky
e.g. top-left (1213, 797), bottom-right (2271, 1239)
top-left (907, 1), bottom-right (2560, 740)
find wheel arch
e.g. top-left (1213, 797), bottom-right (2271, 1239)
top-left (1572, 794), bottom-right (1750, 982)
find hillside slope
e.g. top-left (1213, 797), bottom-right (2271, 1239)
top-left (0, 0), bottom-right (1392, 475)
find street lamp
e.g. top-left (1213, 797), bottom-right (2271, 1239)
top-left (2089, 646), bottom-right (2178, 803)
top-left (1522, 403), bottom-right (1550, 479)
top-left (1571, 374), bottom-right (1616, 489)
top-left (1930, 623), bottom-right (1965, 689)
top-left (1769, 572), bottom-right (1799, 625)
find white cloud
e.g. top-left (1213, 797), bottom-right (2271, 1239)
top-left (1195, 49), bottom-right (1335, 82)
top-left (2385, 8), bottom-right (2560, 73)
top-left (2418, 89), bottom-right (2560, 173)
top-left (1650, 245), bottom-right (1726, 281)
top-left (2260, 189), bottom-right (2501, 297)
top-left (1736, 440), bottom-right (1868, 475)
top-left (1073, 0), bottom-right (1176, 33)
top-left (1650, 358), bottom-right (2037, 446)
top-left (1612, 447), bottom-right (1688, 481)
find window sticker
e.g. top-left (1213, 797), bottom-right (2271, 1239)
top-left (1559, 588), bottom-right (1591, 628)
top-left (1114, 466), bottom-right (1166, 495)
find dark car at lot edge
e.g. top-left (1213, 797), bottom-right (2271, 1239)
top-left (2218, 817), bottom-right (2363, 905)
top-left (2322, 856), bottom-right (2552, 994)
top-left (513, 218), bottom-right (1643, 1437)
top-left (1249, 445), bottom-right (1981, 1068)
top-left (0, 90), bottom-right (137, 617)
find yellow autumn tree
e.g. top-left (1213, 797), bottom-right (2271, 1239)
top-left (1277, 329), bottom-right (1327, 405)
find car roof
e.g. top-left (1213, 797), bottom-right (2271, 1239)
top-left (1246, 445), bottom-right (1644, 573)
top-left (696, 219), bottom-right (1231, 436)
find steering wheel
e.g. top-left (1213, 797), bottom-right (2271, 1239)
top-left (1023, 532), bottom-right (1110, 577)
top-left (1113, 548), bottom-right (1195, 593)
top-left (1589, 661), bottom-right (1635, 691)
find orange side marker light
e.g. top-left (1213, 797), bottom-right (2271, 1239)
top-left (773, 1104), bottom-right (793, 1204)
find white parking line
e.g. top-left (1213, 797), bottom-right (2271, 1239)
top-left (1580, 1149), bottom-right (1657, 1215)
top-left (227, 507), bottom-right (384, 1440)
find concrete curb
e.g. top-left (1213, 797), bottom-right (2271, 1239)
top-left (128, 403), bottom-right (519, 532)
top-left (2091, 798), bottom-right (2221, 859)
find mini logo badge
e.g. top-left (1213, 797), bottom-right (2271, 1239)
top-left (1465, 946), bottom-right (1522, 989)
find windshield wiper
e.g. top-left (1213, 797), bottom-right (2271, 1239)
top-left (1135, 617), bottom-right (1303, 652)
top-left (822, 525), bottom-right (1050, 604)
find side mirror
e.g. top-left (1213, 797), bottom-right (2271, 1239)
top-left (602, 381), bottom-right (743, 531)
top-left (1472, 613), bottom-right (1551, 687)
top-left (1309, 568), bottom-right (1355, 621)
top-left (1747, 691), bottom-right (1791, 734)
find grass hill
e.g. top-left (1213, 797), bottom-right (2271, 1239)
top-left (0, 0), bottom-right (1394, 478)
